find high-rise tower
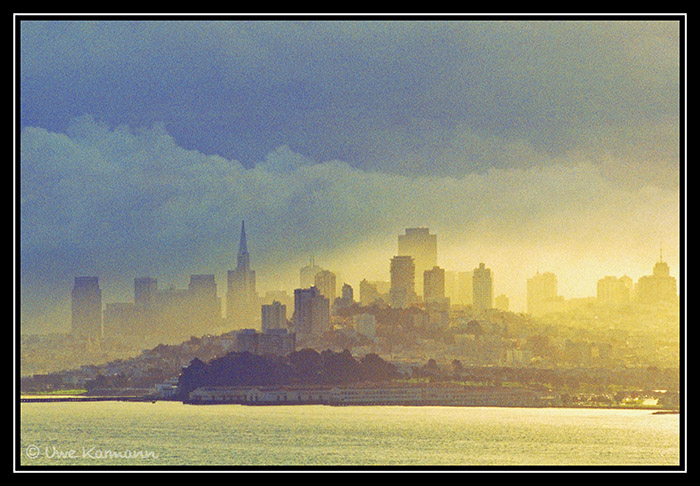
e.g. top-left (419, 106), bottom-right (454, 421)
top-left (472, 263), bottom-right (493, 314)
top-left (390, 255), bottom-right (416, 309)
top-left (227, 221), bottom-right (258, 328)
top-left (635, 252), bottom-right (677, 305)
top-left (71, 276), bottom-right (103, 340)
top-left (398, 228), bottom-right (437, 293)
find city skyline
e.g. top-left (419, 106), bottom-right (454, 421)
top-left (68, 222), bottom-right (678, 340)
top-left (19, 17), bottom-right (682, 336)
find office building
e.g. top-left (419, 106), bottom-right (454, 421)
top-left (189, 274), bottom-right (221, 326)
top-left (314, 270), bottom-right (337, 303)
top-left (300, 258), bottom-right (323, 289)
top-left (390, 255), bottom-right (416, 309)
top-left (262, 301), bottom-right (287, 333)
top-left (359, 279), bottom-right (380, 306)
top-left (635, 255), bottom-right (677, 305)
top-left (597, 276), bottom-right (632, 306)
top-left (398, 228), bottom-right (437, 291)
top-left (424, 266), bottom-right (446, 303)
top-left (293, 286), bottom-right (330, 340)
top-left (71, 277), bottom-right (103, 340)
top-left (526, 271), bottom-right (559, 317)
top-left (472, 263), bottom-right (493, 314)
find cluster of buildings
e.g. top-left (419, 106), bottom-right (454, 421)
top-left (526, 251), bottom-right (678, 317)
top-left (70, 222), bottom-right (679, 356)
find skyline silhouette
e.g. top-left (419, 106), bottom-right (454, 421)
top-left (19, 18), bottom-right (683, 338)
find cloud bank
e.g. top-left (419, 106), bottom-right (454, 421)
top-left (20, 116), bottom-right (680, 332)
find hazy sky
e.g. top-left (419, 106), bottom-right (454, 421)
top-left (18, 16), bottom-right (683, 332)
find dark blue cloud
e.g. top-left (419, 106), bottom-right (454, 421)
top-left (20, 19), bottom-right (680, 176)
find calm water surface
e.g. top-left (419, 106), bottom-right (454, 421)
top-left (20, 401), bottom-right (681, 467)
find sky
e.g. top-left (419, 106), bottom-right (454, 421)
top-left (18, 16), bottom-right (684, 333)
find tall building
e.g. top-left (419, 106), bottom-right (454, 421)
top-left (71, 277), bottom-right (103, 340)
top-left (227, 221), bottom-right (258, 329)
top-left (261, 300), bottom-right (287, 333)
top-left (128, 277), bottom-right (157, 338)
top-left (341, 283), bottom-right (354, 302)
top-left (359, 279), bottom-right (380, 306)
top-left (597, 276), bottom-right (632, 306)
top-left (423, 266), bottom-right (446, 303)
top-left (526, 271), bottom-right (560, 317)
top-left (635, 254), bottom-right (677, 305)
top-left (390, 255), bottom-right (416, 309)
top-left (398, 228), bottom-right (437, 291)
top-left (472, 263), bottom-right (493, 314)
top-left (334, 283), bottom-right (355, 313)
top-left (293, 286), bottom-right (330, 340)
top-left (300, 258), bottom-right (323, 288)
top-left (153, 286), bottom-right (193, 339)
top-left (314, 270), bottom-right (337, 303)
top-left (189, 274), bottom-right (221, 327)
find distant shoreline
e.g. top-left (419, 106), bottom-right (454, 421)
top-left (19, 395), bottom-right (680, 412)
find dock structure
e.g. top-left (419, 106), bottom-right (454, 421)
top-left (186, 383), bottom-right (546, 407)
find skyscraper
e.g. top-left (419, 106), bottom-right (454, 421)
top-left (635, 254), bottom-right (677, 304)
top-left (390, 255), bottom-right (416, 309)
top-left (423, 266), bottom-right (446, 303)
top-left (261, 300), bottom-right (287, 333)
top-left (314, 270), bottom-right (337, 303)
top-left (293, 286), bottom-right (330, 340)
top-left (597, 276), bottom-right (632, 305)
top-left (359, 279), bottom-right (380, 306)
top-left (71, 277), bottom-right (103, 340)
top-left (472, 263), bottom-right (493, 314)
top-left (398, 228), bottom-right (437, 292)
top-left (227, 221), bottom-right (258, 329)
top-left (300, 258), bottom-right (323, 288)
top-left (526, 271), bottom-right (559, 317)
top-left (189, 274), bottom-right (221, 328)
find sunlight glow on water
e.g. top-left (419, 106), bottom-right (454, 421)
top-left (20, 401), bottom-right (680, 467)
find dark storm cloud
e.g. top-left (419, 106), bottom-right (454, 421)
top-left (20, 19), bottom-right (680, 180)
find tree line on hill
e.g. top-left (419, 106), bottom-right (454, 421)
top-left (176, 348), bottom-right (402, 398)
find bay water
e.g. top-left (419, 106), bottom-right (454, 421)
top-left (19, 401), bottom-right (681, 467)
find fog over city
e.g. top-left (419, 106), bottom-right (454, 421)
top-left (19, 19), bottom-right (682, 334)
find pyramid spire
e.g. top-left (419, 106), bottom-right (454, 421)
top-left (237, 220), bottom-right (250, 270)
top-left (239, 221), bottom-right (248, 254)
